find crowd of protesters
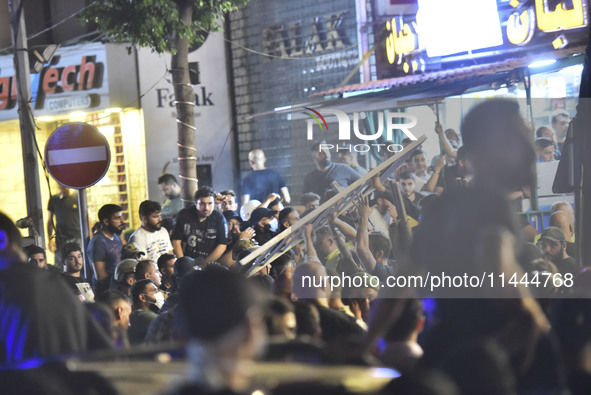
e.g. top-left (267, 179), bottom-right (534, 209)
top-left (1, 98), bottom-right (590, 395)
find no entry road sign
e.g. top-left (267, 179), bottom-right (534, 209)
top-left (44, 123), bottom-right (111, 189)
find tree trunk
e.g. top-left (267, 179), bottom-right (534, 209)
top-left (172, 0), bottom-right (197, 208)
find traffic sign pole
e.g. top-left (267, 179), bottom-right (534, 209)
top-left (78, 189), bottom-right (91, 279)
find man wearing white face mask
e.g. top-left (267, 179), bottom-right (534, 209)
top-left (134, 259), bottom-right (167, 304)
top-left (249, 207), bottom-right (278, 246)
top-left (128, 279), bottom-right (161, 345)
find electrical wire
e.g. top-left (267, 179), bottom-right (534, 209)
top-left (28, 4), bottom-right (94, 40)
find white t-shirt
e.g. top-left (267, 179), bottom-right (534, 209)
top-left (129, 227), bottom-right (173, 262)
top-left (368, 208), bottom-right (392, 236)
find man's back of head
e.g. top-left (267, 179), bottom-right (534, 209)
top-left (549, 211), bottom-right (574, 242)
top-left (176, 269), bottom-right (262, 342)
top-left (0, 211), bottom-right (25, 268)
top-left (460, 99), bottom-right (535, 191)
top-left (292, 262), bottom-right (327, 300)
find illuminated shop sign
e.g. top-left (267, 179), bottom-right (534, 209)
top-left (0, 55), bottom-right (104, 111)
top-left (377, 0), bottom-right (588, 78)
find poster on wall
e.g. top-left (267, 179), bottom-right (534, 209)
top-left (137, 31), bottom-right (234, 202)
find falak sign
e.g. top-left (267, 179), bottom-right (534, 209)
top-left (375, 0), bottom-right (590, 79)
top-left (0, 43), bottom-right (117, 120)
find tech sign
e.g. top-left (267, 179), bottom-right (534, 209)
top-left (0, 43), bottom-right (111, 121)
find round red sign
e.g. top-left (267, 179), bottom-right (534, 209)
top-left (44, 123), bottom-right (111, 189)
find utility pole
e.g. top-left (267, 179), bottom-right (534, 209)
top-left (8, 0), bottom-right (46, 247)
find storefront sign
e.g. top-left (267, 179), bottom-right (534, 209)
top-left (375, 0), bottom-right (589, 79)
top-left (45, 95), bottom-right (95, 112)
top-left (0, 43), bottom-right (120, 120)
top-left (262, 12), bottom-right (352, 60)
top-left (137, 32), bottom-right (235, 200)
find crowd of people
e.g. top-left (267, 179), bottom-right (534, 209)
top-left (1, 98), bottom-right (590, 395)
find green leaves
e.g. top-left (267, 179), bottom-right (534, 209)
top-left (80, 0), bottom-right (248, 54)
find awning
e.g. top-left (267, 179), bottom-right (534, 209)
top-left (311, 45), bottom-right (586, 100)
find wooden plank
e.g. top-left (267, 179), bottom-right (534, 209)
top-left (242, 135), bottom-right (428, 277)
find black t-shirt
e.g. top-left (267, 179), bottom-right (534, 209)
top-left (436, 165), bottom-right (466, 194)
top-left (311, 301), bottom-right (365, 342)
top-left (555, 256), bottom-right (577, 275)
top-left (61, 273), bottom-right (91, 296)
top-left (172, 207), bottom-right (228, 259)
top-left (403, 193), bottom-right (424, 221)
top-left (47, 193), bottom-right (81, 245)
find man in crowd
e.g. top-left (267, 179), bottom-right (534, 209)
top-left (121, 242), bottom-right (145, 261)
top-left (242, 149), bottom-right (291, 205)
top-left (291, 262), bottom-right (364, 343)
top-left (218, 189), bottom-right (239, 213)
top-left (537, 226), bottom-right (577, 275)
top-left (172, 186), bottom-right (229, 265)
top-left (368, 191), bottom-right (397, 235)
top-left (535, 138), bottom-right (556, 162)
top-left (47, 185), bottom-right (81, 269)
top-left (128, 279), bottom-right (160, 345)
top-left (551, 110), bottom-right (570, 152)
top-left (310, 225), bottom-right (337, 265)
top-left (0, 212), bottom-right (112, 364)
top-left (399, 171), bottom-right (425, 221)
top-left (129, 200), bottom-right (173, 262)
top-left (536, 125), bottom-right (561, 159)
top-left (158, 173), bottom-right (182, 221)
top-left (157, 253), bottom-right (176, 292)
top-left (379, 299), bottom-right (425, 374)
top-left (410, 149), bottom-right (430, 191)
top-left (301, 192), bottom-right (321, 212)
top-left (134, 259), bottom-right (163, 291)
top-left (278, 207), bottom-right (300, 232)
top-left (303, 143), bottom-right (361, 201)
top-left (61, 242), bottom-right (94, 302)
top-left (25, 245), bottom-right (49, 270)
top-left (95, 290), bottom-right (132, 347)
top-left (339, 151), bottom-right (367, 175)
top-left (422, 146), bottom-right (472, 195)
top-left (249, 207), bottom-right (278, 246)
top-left (549, 210), bottom-right (575, 258)
top-left (174, 269), bottom-right (267, 393)
top-left (355, 195), bottom-right (396, 282)
top-left (87, 204), bottom-right (124, 295)
top-left (111, 258), bottom-right (138, 297)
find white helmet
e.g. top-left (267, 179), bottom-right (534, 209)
top-left (240, 200), bottom-right (261, 222)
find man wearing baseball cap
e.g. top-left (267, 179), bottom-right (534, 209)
top-left (537, 226), bottom-right (577, 275)
top-left (249, 207), bottom-right (278, 246)
top-left (112, 259), bottom-right (139, 297)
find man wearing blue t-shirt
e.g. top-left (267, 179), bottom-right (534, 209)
top-left (87, 204), bottom-right (125, 295)
top-left (241, 149), bottom-right (291, 205)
